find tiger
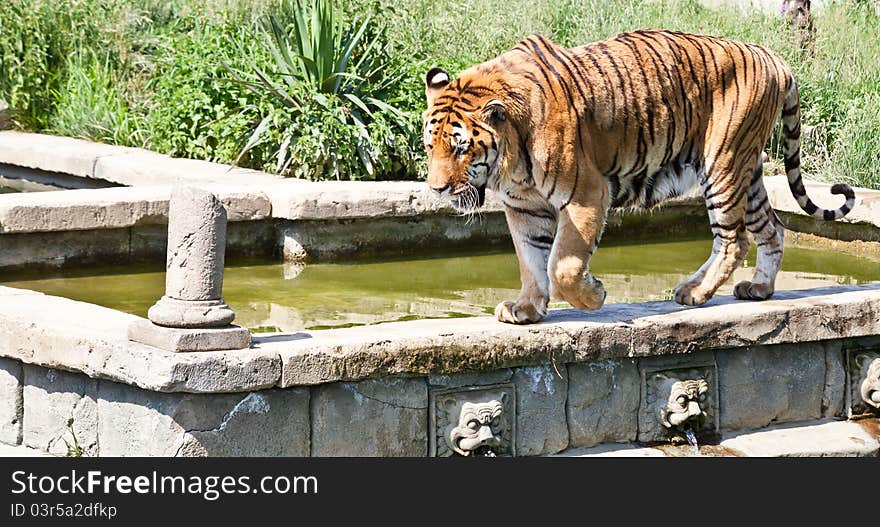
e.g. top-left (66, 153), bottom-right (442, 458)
top-left (422, 29), bottom-right (856, 325)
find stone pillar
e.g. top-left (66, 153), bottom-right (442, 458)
top-left (128, 185), bottom-right (251, 352)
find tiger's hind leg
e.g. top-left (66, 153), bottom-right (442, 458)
top-left (734, 158), bottom-right (785, 300)
top-left (673, 163), bottom-right (752, 306)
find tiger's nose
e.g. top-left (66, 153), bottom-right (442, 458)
top-left (430, 183), bottom-right (452, 194)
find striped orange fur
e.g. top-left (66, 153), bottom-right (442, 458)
top-left (423, 30), bottom-right (856, 324)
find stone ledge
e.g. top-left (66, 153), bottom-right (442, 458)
top-left (0, 185), bottom-right (271, 234)
top-left (719, 418), bottom-right (880, 457)
top-left (552, 418), bottom-right (880, 457)
top-left (0, 131), bottom-right (285, 187)
top-left (3, 132), bottom-right (880, 236)
top-left (4, 283), bottom-right (876, 392)
top-left (0, 286), bottom-right (280, 393)
top-left (265, 284), bottom-right (880, 386)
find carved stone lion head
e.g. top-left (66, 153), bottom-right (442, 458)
top-left (659, 378), bottom-right (709, 429)
top-left (859, 357), bottom-right (880, 410)
top-left (446, 399), bottom-right (505, 456)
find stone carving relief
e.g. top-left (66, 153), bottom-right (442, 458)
top-left (658, 378), bottom-right (710, 429)
top-left (847, 350), bottom-right (880, 418)
top-left (638, 357), bottom-right (718, 443)
top-left (430, 384), bottom-right (515, 457)
top-left (859, 355), bottom-right (880, 410)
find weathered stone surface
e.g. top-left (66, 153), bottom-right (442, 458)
top-left (280, 214), bottom-right (511, 261)
top-left (0, 185), bottom-right (271, 235)
top-left (822, 342), bottom-right (846, 418)
top-left (0, 228), bottom-right (131, 271)
top-left (0, 187), bottom-right (168, 234)
top-left (720, 419), bottom-right (880, 457)
top-left (127, 319), bottom-right (251, 352)
top-left (270, 285), bottom-right (880, 387)
top-left (0, 289), bottom-right (280, 393)
top-left (567, 360), bottom-right (639, 448)
top-left (428, 369), bottom-right (513, 389)
top-left (0, 357), bottom-right (23, 445)
top-left (0, 131), bottom-right (128, 179)
top-left (267, 181), bottom-right (470, 221)
top-left (311, 378), bottom-right (428, 456)
top-left (97, 381), bottom-right (309, 457)
top-left (93, 149), bottom-right (285, 187)
top-left (717, 342), bottom-right (826, 430)
top-left (161, 186), bottom-right (226, 301)
top-left (22, 365), bottom-right (98, 456)
top-left (512, 366), bottom-right (568, 456)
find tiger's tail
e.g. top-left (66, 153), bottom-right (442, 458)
top-left (780, 76), bottom-right (856, 220)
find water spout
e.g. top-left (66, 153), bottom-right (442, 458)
top-left (684, 427), bottom-right (700, 456)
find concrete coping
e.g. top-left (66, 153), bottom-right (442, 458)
top-left (2, 131), bottom-right (879, 233)
top-left (1, 282), bottom-right (878, 393)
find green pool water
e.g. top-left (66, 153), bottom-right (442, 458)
top-left (1, 238), bottom-right (878, 333)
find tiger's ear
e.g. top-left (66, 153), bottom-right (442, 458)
top-left (483, 99), bottom-right (507, 123)
top-left (425, 67), bottom-right (450, 105)
top-left (425, 67), bottom-right (450, 90)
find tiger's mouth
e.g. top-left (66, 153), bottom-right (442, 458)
top-left (448, 148), bottom-right (499, 211)
top-left (450, 183), bottom-right (486, 211)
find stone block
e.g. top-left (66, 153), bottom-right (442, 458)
top-left (0, 357), bottom-right (23, 445)
top-left (512, 365), bottom-right (569, 456)
top-left (717, 343), bottom-right (826, 430)
top-left (822, 342), bottom-right (846, 418)
top-left (97, 381), bottom-right (309, 457)
top-left (22, 365), bottom-right (98, 456)
top-left (428, 369), bottom-right (513, 389)
top-left (567, 359), bottom-right (639, 448)
top-left (720, 419), bottom-right (880, 457)
top-left (128, 319), bottom-right (251, 352)
top-left (0, 229), bottom-right (131, 271)
top-left (0, 131), bottom-right (127, 178)
top-left (310, 378), bottom-right (428, 457)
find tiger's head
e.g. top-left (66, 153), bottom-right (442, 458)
top-left (422, 66), bottom-right (512, 211)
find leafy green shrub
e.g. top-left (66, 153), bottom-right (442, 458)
top-left (226, 0), bottom-right (421, 180)
top-left (144, 21), bottom-right (267, 163)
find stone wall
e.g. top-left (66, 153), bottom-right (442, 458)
top-left (1, 336), bottom-right (874, 457)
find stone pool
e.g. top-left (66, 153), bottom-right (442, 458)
top-left (2, 238), bottom-right (877, 333)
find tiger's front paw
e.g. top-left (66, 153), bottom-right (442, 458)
top-left (673, 281), bottom-right (711, 306)
top-left (495, 300), bottom-right (546, 324)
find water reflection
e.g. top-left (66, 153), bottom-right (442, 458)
top-left (2, 238), bottom-right (878, 333)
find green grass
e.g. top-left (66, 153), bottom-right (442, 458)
top-left (0, 0), bottom-right (878, 187)
top-left (48, 52), bottom-right (145, 145)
